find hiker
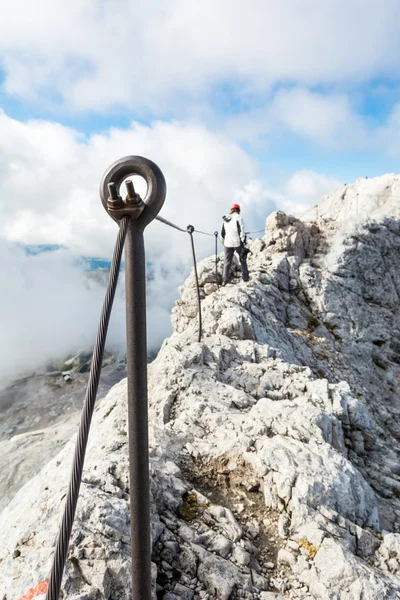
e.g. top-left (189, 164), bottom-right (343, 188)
top-left (220, 203), bottom-right (249, 285)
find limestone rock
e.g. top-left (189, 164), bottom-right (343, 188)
top-left (2, 174), bottom-right (400, 599)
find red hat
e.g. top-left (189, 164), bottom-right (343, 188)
top-left (231, 203), bottom-right (240, 211)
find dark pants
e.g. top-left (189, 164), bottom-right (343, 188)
top-left (223, 246), bottom-right (249, 283)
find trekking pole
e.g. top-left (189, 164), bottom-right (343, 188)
top-left (100, 156), bottom-right (166, 599)
top-left (214, 231), bottom-right (219, 288)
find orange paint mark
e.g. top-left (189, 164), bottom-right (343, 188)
top-left (18, 580), bottom-right (48, 600)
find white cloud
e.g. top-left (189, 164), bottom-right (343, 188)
top-left (0, 110), bottom-right (355, 384)
top-left (0, 0), bottom-right (398, 388)
top-left (0, 112), bottom-right (281, 381)
top-left (0, 243), bottom-right (123, 386)
top-left (0, 0), bottom-right (399, 112)
top-left (271, 89), bottom-right (369, 147)
top-left (376, 101), bottom-right (400, 157)
top-left (282, 170), bottom-right (343, 215)
top-left (225, 88), bottom-right (370, 149)
top-left (230, 170), bottom-right (343, 220)
top-left (0, 238), bottom-right (189, 387)
top-left (233, 180), bottom-right (284, 233)
top-left (0, 113), bottom-right (261, 255)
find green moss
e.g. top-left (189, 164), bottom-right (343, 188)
top-left (307, 316), bottom-right (320, 331)
top-left (177, 491), bottom-right (209, 521)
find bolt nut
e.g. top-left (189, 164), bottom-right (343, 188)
top-left (125, 194), bottom-right (143, 207)
top-left (107, 196), bottom-right (124, 209)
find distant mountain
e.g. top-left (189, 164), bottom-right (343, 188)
top-left (22, 243), bottom-right (65, 255)
top-left (19, 245), bottom-right (167, 275)
top-left (76, 256), bottom-right (114, 271)
top-left (23, 244), bottom-right (115, 271)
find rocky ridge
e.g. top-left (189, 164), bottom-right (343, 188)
top-left (1, 174), bottom-right (400, 599)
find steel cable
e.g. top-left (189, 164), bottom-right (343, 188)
top-left (155, 214), bottom-right (186, 233)
top-left (45, 215), bottom-right (130, 600)
top-left (156, 214), bottom-right (215, 238)
top-left (245, 229), bottom-right (265, 235)
top-left (194, 228), bottom-right (214, 237)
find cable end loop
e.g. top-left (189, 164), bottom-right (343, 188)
top-left (187, 224), bottom-right (195, 234)
top-left (100, 156), bottom-right (166, 228)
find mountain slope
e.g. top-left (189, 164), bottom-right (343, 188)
top-left (1, 174), bottom-right (400, 600)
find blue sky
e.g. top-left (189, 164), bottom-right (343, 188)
top-left (1, 0), bottom-right (400, 255)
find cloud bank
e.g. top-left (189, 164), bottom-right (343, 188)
top-left (0, 0), bottom-right (399, 113)
top-left (0, 0), bottom-right (398, 387)
top-left (0, 111), bottom-right (344, 384)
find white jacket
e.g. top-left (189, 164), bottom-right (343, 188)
top-left (221, 213), bottom-right (246, 248)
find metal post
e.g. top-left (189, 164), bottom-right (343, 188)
top-left (214, 231), bottom-right (219, 288)
top-left (125, 222), bottom-right (151, 599)
top-left (187, 225), bottom-right (202, 343)
top-left (100, 156), bottom-right (166, 600)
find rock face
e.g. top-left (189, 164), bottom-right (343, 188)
top-left (1, 174), bottom-right (400, 599)
top-left (0, 354), bottom-right (126, 513)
